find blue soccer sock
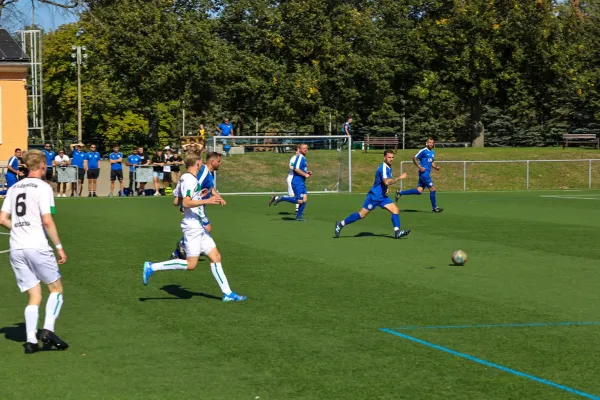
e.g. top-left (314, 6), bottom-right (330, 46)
top-left (400, 188), bottom-right (421, 195)
top-left (279, 196), bottom-right (298, 204)
top-left (430, 191), bottom-right (437, 209)
top-left (341, 212), bottom-right (361, 226)
top-left (391, 214), bottom-right (400, 231)
top-left (296, 202), bottom-right (307, 219)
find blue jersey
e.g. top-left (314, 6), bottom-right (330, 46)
top-left (219, 123), bottom-right (233, 136)
top-left (6, 156), bottom-right (19, 178)
top-left (71, 149), bottom-right (86, 168)
top-left (292, 154), bottom-right (307, 184)
top-left (43, 150), bottom-right (55, 167)
top-left (415, 147), bottom-right (435, 174)
top-left (369, 162), bottom-right (392, 198)
top-left (197, 165), bottom-right (215, 199)
top-left (109, 152), bottom-right (123, 170)
top-left (127, 155), bottom-right (141, 172)
top-left (86, 151), bottom-right (101, 169)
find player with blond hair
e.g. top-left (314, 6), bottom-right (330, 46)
top-left (143, 151), bottom-right (247, 302)
top-left (0, 150), bottom-right (69, 354)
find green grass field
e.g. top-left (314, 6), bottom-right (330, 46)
top-left (1, 189), bottom-right (600, 399)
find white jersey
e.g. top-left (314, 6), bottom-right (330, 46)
top-left (179, 173), bottom-right (206, 231)
top-left (54, 155), bottom-right (69, 167)
top-left (287, 155), bottom-right (298, 180)
top-left (1, 178), bottom-right (55, 251)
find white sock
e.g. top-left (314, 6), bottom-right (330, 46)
top-left (151, 259), bottom-right (188, 271)
top-left (295, 204), bottom-right (299, 211)
top-left (24, 305), bottom-right (39, 344)
top-left (43, 292), bottom-right (63, 332)
top-left (211, 263), bottom-right (232, 295)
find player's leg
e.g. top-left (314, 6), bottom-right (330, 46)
top-left (87, 170), bottom-right (93, 196)
top-left (110, 171), bottom-right (116, 196)
top-left (428, 184), bottom-right (443, 212)
top-left (296, 191), bottom-right (307, 220)
top-left (396, 182), bottom-right (423, 201)
top-left (118, 171), bottom-right (125, 196)
top-left (204, 244), bottom-right (247, 302)
top-left (144, 229), bottom-right (200, 285)
top-left (334, 207), bottom-right (370, 238)
top-left (287, 178), bottom-right (299, 212)
top-left (382, 201), bottom-right (411, 239)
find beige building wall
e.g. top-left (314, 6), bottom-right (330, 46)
top-left (0, 68), bottom-right (29, 164)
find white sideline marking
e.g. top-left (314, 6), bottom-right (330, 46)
top-left (0, 232), bottom-right (9, 235)
top-left (0, 249), bottom-right (10, 254)
top-left (540, 195), bottom-right (600, 200)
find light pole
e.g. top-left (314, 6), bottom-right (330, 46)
top-left (71, 44), bottom-right (87, 142)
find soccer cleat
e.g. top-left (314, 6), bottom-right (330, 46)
top-left (395, 229), bottom-right (411, 239)
top-left (93, 193), bottom-right (98, 197)
top-left (118, 190), bottom-right (123, 197)
top-left (395, 190), bottom-right (402, 202)
top-left (334, 221), bottom-right (343, 238)
top-left (38, 329), bottom-right (69, 350)
top-left (268, 195), bottom-right (280, 206)
top-left (143, 262), bottom-right (154, 285)
top-left (296, 217), bottom-right (307, 222)
top-left (88, 193), bottom-right (92, 197)
top-left (222, 292), bottom-right (247, 302)
top-left (170, 252), bottom-right (178, 260)
top-left (432, 208), bottom-right (444, 213)
top-left (108, 192), bottom-right (113, 197)
top-left (23, 342), bottom-right (40, 354)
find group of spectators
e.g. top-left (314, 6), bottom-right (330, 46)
top-left (4, 143), bottom-right (188, 197)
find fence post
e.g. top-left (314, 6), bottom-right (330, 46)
top-left (463, 161), bottom-right (467, 191)
top-left (526, 161), bottom-right (530, 190)
top-left (348, 137), bottom-right (352, 193)
top-left (589, 159), bottom-right (592, 189)
top-left (400, 162), bottom-right (404, 191)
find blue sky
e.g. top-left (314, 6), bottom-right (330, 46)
top-left (6, 1), bottom-right (79, 31)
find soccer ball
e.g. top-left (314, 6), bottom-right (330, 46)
top-left (451, 250), bottom-right (467, 266)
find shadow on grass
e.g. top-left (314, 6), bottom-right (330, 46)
top-left (139, 284), bottom-right (221, 302)
top-left (338, 232), bottom-right (393, 239)
top-left (400, 209), bottom-right (424, 213)
top-left (0, 323), bottom-right (26, 343)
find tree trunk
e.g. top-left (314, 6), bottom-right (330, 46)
top-left (471, 99), bottom-right (485, 147)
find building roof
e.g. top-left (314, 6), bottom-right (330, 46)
top-left (0, 29), bottom-right (29, 62)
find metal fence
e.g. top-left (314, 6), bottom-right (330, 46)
top-left (399, 159), bottom-right (600, 191)
top-left (56, 165), bottom-right (80, 194)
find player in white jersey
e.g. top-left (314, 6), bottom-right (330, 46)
top-left (0, 150), bottom-right (69, 354)
top-left (286, 145), bottom-right (300, 213)
top-left (142, 151), bottom-right (247, 302)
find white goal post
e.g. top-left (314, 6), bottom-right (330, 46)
top-left (209, 135), bottom-right (352, 195)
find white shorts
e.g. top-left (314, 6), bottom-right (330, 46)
top-left (183, 228), bottom-right (216, 257)
top-left (10, 248), bottom-right (61, 292)
top-left (287, 176), bottom-right (294, 197)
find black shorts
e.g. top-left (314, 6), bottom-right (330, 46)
top-left (163, 172), bottom-right (172, 183)
top-left (87, 168), bottom-right (100, 180)
top-left (78, 168), bottom-right (86, 182)
top-left (45, 168), bottom-right (54, 181)
top-left (111, 169), bottom-right (124, 181)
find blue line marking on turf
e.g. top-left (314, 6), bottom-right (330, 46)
top-left (391, 321), bottom-right (600, 331)
top-left (380, 328), bottom-right (600, 400)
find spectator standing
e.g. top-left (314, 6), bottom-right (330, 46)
top-left (340, 116), bottom-right (352, 148)
top-left (170, 151), bottom-right (183, 184)
top-left (69, 143), bottom-right (86, 197)
top-left (217, 118), bottom-right (234, 137)
top-left (151, 148), bottom-right (165, 196)
top-left (136, 146), bottom-right (150, 196)
top-left (6, 148), bottom-right (24, 189)
top-left (54, 149), bottom-right (70, 197)
top-left (199, 124), bottom-right (206, 142)
top-left (85, 144), bottom-right (101, 197)
top-left (163, 146), bottom-right (173, 187)
top-left (17, 152), bottom-right (28, 181)
top-left (126, 149), bottom-right (141, 195)
top-left (42, 143), bottom-right (56, 193)
top-left (109, 145), bottom-right (124, 197)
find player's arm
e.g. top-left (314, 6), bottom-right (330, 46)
top-left (294, 158), bottom-right (311, 178)
top-left (182, 196), bottom-right (221, 208)
top-left (7, 158), bottom-right (19, 174)
top-left (84, 157), bottom-right (89, 170)
top-left (413, 154), bottom-right (425, 172)
top-left (383, 173), bottom-right (408, 187)
top-left (42, 214), bottom-right (66, 264)
top-left (432, 161), bottom-right (440, 171)
top-left (211, 187), bottom-right (226, 206)
top-left (0, 211), bottom-right (11, 230)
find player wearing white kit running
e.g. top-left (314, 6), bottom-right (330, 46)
top-left (0, 150), bottom-right (69, 354)
top-left (143, 151), bottom-right (247, 302)
top-left (286, 145), bottom-right (300, 213)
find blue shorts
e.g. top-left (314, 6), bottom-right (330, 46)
top-left (362, 193), bottom-right (393, 211)
top-left (418, 174), bottom-right (434, 189)
top-left (291, 182), bottom-right (306, 200)
top-left (6, 174), bottom-right (18, 189)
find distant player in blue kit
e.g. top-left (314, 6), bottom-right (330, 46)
top-left (334, 150), bottom-right (411, 239)
top-left (268, 143), bottom-right (311, 221)
top-left (395, 138), bottom-right (443, 213)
